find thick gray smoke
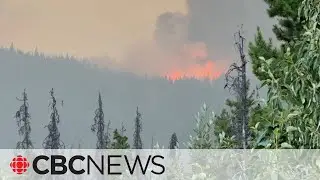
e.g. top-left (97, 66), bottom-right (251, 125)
top-left (114, 0), bottom-right (276, 79)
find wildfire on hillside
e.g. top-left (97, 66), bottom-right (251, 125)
top-left (162, 43), bottom-right (227, 82)
top-left (96, 41), bottom-right (229, 83)
top-left (164, 61), bottom-right (225, 82)
top-left (92, 12), bottom-right (229, 82)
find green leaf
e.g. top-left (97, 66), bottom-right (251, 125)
top-left (281, 142), bottom-right (293, 149)
top-left (254, 122), bottom-right (260, 129)
top-left (287, 111), bottom-right (300, 119)
top-left (258, 140), bottom-right (271, 148)
top-left (255, 129), bottom-right (268, 146)
top-left (286, 126), bottom-right (298, 132)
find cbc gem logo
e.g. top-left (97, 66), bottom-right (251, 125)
top-left (9, 155), bottom-right (30, 174)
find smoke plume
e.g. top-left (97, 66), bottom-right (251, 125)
top-left (114, 11), bottom-right (229, 81)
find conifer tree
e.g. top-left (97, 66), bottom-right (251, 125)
top-left (168, 133), bottom-right (178, 149)
top-left (248, 1), bottom-right (304, 81)
top-left (248, 27), bottom-right (280, 81)
top-left (133, 107), bottom-right (143, 149)
top-left (15, 89), bottom-right (33, 149)
top-left (111, 129), bottom-right (130, 149)
top-left (43, 88), bottom-right (64, 149)
top-left (264, 0), bottom-right (303, 43)
top-left (91, 93), bottom-right (107, 149)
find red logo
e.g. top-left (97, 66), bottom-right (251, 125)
top-left (10, 155), bottom-right (30, 174)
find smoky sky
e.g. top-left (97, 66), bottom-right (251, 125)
top-left (1, 0), bottom-right (276, 59)
top-left (181, 0), bottom-right (276, 60)
top-left (117, 0), bottom-right (277, 77)
top-left (0, 0), bottom-right (277, 78)
top-left (157, 0), bottom-right (274, 59)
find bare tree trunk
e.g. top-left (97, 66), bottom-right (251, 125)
top-left (239, 30), bottom-right (248, 149)
top-left (225, 27), bottom-right (249, 149)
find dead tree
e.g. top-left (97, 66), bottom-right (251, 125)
top-left (225, 27), bottom-right (249, 149)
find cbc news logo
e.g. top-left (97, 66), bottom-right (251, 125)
top-left (8, 153), bottom-right (165, 176)
top-left (9, 155), bottom-right (30, 174)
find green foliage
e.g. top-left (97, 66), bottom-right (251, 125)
top-left (264, 0), bottom-right (304, 43)
top-left (186, 103), bottom-right (238, 149)
top-left (251, 0), bottom-right (320, 149)
top-left (187, 103), bottom-right (217, 149)
top-left (249, 0), bottom-right (304, 81)
top-left (215, 79), bottom-right (258, 148)
top-left (111, 129), bottom-right (130, 149)
top-left (214, 109), bottom-right (232, 137)
top-left (248, 28), bottom-right (281, 81)
top-left (217, 131), bottom-right (237, 149)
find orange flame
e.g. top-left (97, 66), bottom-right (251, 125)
top-left (163, 43), bottom-right (226, 82)
top-left (164, 61), bottom-right (225, 82)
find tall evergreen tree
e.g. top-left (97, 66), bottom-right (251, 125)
top-left (248, 1), bottom-right (303, 81)
top-left (264, 0), bottom-right (303, 43)
top-left (43, 88), bottom-right (64, 149)
top-left (133, 107), bottom-right (143, 149)
top-left (168, 133), bottom-right (178, 149)
top-left (91, 93), bottom-right (107, 149)
top-left (15, 89), bottom-right (33, 149)
top-left (248, 27), bottom-right (280, 81)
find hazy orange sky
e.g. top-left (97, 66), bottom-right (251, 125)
top-left (0, 0), bottom-right (187, 58)
top-left (0, 0), bottom-right (276, 79)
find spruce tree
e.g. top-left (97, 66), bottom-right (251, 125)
top-left (248, 27), bottom-right (280, 81)
top-left (91, 93), bottom-right (107, 149)
top-left (43, 88), bottom-right (64, 149)
top-left (264, 0), bottom-right (303, 43)
top-left (15, 89), bottom-right (33, 149)
top-left (111, 129), bottom-right (130, 149)
top-left (133, 107), bottom-right (143, 149)
top-left (248, 1), bottom-right (304, 81)
top-left (168, 133), bottom-right (178, 149)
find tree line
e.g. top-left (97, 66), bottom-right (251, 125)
top-left (14, 88), bottom-right (180, 149)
